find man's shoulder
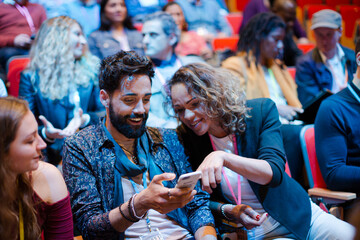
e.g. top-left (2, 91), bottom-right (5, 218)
top-left (179, 55), bottom-right (204, 65)
top-left (341, 45), bottom-right (356, 61)
top-left (65, 122), bottom-right (104, 147)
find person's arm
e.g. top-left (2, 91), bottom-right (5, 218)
top-left (63, 137), bottom-right (120, 239)
top-left (221, 57), bottom-right (247, 87)
top-left (32, 161), bottom-right (73, 239)
top-left (209, 201), bottom-right (267, 230)
top-left (214, 5), bottom-right (232, 36)
top-left (295, 54), bottom-right (322, 105)
top-left (198, 151), bottom-right (273, 193)
top-left (315, 99), bottom-right (360, 192)
top-left (194, 226), bottom-right (217, 240)
top-left (197, 99), bottom-right (286, 193)
top-left (63, 136), bottom-right (197, 238)
top-left (19, 71), bottom-right (37, 115)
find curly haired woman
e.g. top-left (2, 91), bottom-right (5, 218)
top-left (19, 16), bottom-right (104, 165)
top-left (0, 97), bottom-right (73, 239)
top-left (168, 63), bottom-right (355, 239)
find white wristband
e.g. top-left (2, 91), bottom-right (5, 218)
top-left (41, 127), bottom-right (55, 143)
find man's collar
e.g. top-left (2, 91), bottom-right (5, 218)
top-left (319, 43), bottom-right (345, 63)
top-left (99, 118), bottom-right (157, 151)
top-left (152, 54), bottom-right (177, 67)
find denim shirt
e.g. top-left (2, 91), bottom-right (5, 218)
top-left (62, 120), bottom-right (214, 240)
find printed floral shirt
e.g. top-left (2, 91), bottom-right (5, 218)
top-left (62, 121), bottom-right (214, 240)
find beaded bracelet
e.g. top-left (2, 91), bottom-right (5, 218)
top-left (119, 203), bottom-right (138, 223)
top-left (220, 204), bottom-right (233, 221)
top-left (130, 193), bottom-right (148, 220)
top-left (127, 194), bottom-right (138, 221)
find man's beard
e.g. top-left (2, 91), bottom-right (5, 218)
top-left (109, 101), bottom-right (148, 139)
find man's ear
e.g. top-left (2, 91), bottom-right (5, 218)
top-left (100, 89), bottom-right (110, 108)
top-left (337, 27), bottom-right (343, 38)
top-left (169, 33), bottom-right (178, 47)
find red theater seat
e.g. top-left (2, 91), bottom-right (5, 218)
top-left (6, 56), bottom-right (30, 97)
top-left (300, 125), bottom-right (356, 219)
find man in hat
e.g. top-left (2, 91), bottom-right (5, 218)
top-left (295, 9), bottom-right (357, 105)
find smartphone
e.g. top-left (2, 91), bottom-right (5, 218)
top-left (175, 171), bottom-right (202, 189)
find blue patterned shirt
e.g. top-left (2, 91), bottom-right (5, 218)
top-left (62, 121), bottom-right (214, 240)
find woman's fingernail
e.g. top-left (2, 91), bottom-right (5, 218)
top-left (266, 213), bottom-right (269, 217)
top-left (256, 215), bottom-right (260, 220)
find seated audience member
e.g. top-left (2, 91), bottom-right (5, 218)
top-left (124, 0), bottom-right (167, 23)
top-left (222, 12), bottom-right (305, 186)
top-left (62, 51), bottom-right (217, 240)
top-left (0, 97), bottom-right (73, 239)
top-left (0, 0), bottom-right (46, 76)
top-left (58, 0), bottom-right (100, 36)
top-left (175, 0), bottom-right (231, 43)
top-left (142, 11), bottom-right (203, 128)
top-left (169, 63), bottom-right (355, 240)
top-left (19, 16), bottom-right (104, 166)
top-left (240, 0), bottom-right (307, 44)
top-left (315, 38), bottom-right (360, 195)
top-left (296, 10), bottom-right (357, 105)
top-left (30, 0), bottom-right (67, 18)
top-left (0, 78), bottom-right (7, 97)
top-left (163, 2), bottom-right (212, 60)
top-left (88, 0), bottom-right (144, 60)
top-left (271, 0), bottom-right (303, 66)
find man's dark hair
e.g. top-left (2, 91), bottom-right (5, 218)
top-left (99, 0), bottom-right (135, 31)
top-left (99, 51), bottom-right (155, 95)
top-left (238, 12), bottom-right (286, 66)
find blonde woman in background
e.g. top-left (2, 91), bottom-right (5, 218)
top-left (19, 16), bottom-right (104, 165)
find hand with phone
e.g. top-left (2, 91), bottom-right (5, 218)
top-left (175, 171), bottom-right (202, 190)
top-left (134, 173), bottom-right (197, 215)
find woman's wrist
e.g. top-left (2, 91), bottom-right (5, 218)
top-left (41, 127), bottom-right (55, 143)
top-left (220, 204), bottom-right (234, 221)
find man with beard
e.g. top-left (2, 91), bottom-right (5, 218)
top-left (62, 50), bottom-right (216, 240)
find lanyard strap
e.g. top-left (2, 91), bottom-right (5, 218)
top-left (209, 134), bottom-right (241, 205)
top-left (19, 200), bottom-right (24, 240)
top-left (128, 173), bottom-right (152, 232)
top-left (154, 58), bottom-right (182, 86)
top-left (348, 84), bottom-right (360, 104)
top-left (15, 4), bottom-right (36, 34)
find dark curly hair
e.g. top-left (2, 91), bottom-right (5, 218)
top-left (99, 50), bottom-right (155, 95)
top-left (99, 0), bottom-right (135, 31)
top-left (238, 12), bottom-right (285, 66)
top-left (167, 63), bottom-right (249, 134)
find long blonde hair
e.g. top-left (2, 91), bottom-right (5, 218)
top-left (28, 16), bottom-right (99, 100)
top-left (0, 97), bottom-right (40, 240)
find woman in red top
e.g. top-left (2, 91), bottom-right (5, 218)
top-left (0, 97), bottom-right (73, 240)
top-left (163, 1), bottom-right (212, 60)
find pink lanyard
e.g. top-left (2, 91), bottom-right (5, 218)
top-left (15, 4), bottom-right (36, 34)
top-left (209, 134), bottom-right (241, 205)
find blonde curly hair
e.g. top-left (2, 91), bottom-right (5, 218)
top-left (167, 63), bottom-right (250, 134)
top-left (28, 16), bottom-right (99, 100)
